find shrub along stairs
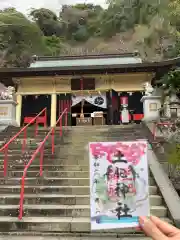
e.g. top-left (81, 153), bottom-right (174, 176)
top-left (0, 124), bottom-right (179, 238)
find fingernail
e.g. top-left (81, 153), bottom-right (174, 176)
top-left (139, 216), bottom-right (148, 227)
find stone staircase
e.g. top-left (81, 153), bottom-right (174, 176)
top-left (0, 126), bottom-right (20, 147)
top-left (0, 124), bottom-right (177, 239)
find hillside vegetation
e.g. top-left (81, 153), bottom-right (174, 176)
top-left (1, 0), bottom-right (180, 67)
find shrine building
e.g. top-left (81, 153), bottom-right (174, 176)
top-left (0, 53), bottom-right (179, 127)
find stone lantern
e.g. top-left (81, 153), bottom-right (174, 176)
top-left (164, 94), bottom-right (180, 119)
top-left (0, 85), bottom-right (18, 131)
top-left (141, 82), bottom-right (162, 122)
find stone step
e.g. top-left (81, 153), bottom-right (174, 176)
top-left (0, 177), bottom-right (156, 186)
top-left (64, 136), bottom-right (145, 143)
top-left (0, 165), bottom-right (89, 171)
top-left (0, 152), bottom-right (59, 160)
top-left (0, 140), bottom-right (62, 147)
top-left (0, 149), bottom-right (55, 156)
top-left (0, 171), bottom-right (90, 178)
top-left (0, 145), bottom-right (52, 150)
top-left (2, 177), bottom-right (91, 186)
top-left (0, 170), bottom-right (157, 180)
top-left (0, 205), bottom-right (167, 218)
top-left (0, 216), bottom-right (171, 233)
top-left (0, 150), bottom-right (87, 159)
top-left (0, 194), bottom-right (162, 206)
top-left (0, 185), bottom-right (158, 195)
top-left (69, 132), bottom-right (144, 138)
top-left (0, 236), bottom-right (151, 240)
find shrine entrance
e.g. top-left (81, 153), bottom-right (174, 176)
top-left (21, 95), bottom-right (51, 126)
top-left (71, 100), bottom-right (107, 126)
top-left (71, 93), bottom-right (108, 126)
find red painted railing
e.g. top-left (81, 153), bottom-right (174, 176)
top-left (0, 108), bottom-right (47, 177)
top-left (18, 108), bottom-right (68, 220)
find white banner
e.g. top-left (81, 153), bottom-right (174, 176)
top-left (71, 94), bottom-right (107, 109)
top-left (71, 95), bottom-right (83, 107)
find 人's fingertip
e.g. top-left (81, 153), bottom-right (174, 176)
top-left (135, 226), bottom-right (142, 231)
top-left (139, 216), bottom-right (148, 227)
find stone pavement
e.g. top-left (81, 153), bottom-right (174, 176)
top-left (0, 237), bottom-right (151, 240)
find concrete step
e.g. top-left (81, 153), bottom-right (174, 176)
top-left (0, 171), bottom-right (90, 178)
top-left (0, 170), bottom-right (157, 180)
top-left (0, 151), bottom-right (87, 160)
top-left (0, 236), bottom-right (151, 240)
top-left (0, 193), bottom-right (162, 206)
top-left (0, 177), bottom-right (156, 186)
top-left (0, 165), bottom-right (89, 171)
top-left (2, 177), bottom-right (91, 186)
top-left (0, 216), bottom-right (171, 233)
top-left (0, 205), bottom-right (168, 218)
top-left (0, 140), bottom-right (62, 148)
top-left (0, 149), bottom-right (55, 156)
top-left (0, 145), bottom-right (51, 150)
top-left (0, 153), bottom-right (59, 160)
top-left (0, 185), bottom-right (158, 195)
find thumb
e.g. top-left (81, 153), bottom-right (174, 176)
top-left (139, 216), bottom-right (168, 240)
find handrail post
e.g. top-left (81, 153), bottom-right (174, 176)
top-left (60, 118), bottom-right (62, 136)
top-left (51, 128), bottom-right (55, 155)
top-left (19, 176), bottom-right (25, 220)
top-left (45, 108), bottom-right (47, 128)
top-left (153, 123), bottom-right (156, 140)
top-left (22, 128), bottom-right (27, 153)
top-left (65, 109), bottom-right (68, 128)
top-left (3, 147), bottom-right (8, 177)
top-left (35, 120), bottom-right (38, 137)
top-left (40, 145), bottom-right (44, 176)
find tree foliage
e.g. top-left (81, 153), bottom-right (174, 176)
top-left (0, 8), bottom-right (47, 67)
top-left (29, 8), bottom-right (62, 37)
top-left (159, 70), bottom-right (180, 98)
top-left (1, 1), bottom-right (180, 66)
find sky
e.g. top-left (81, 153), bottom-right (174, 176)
top-left (0, 0), bottom-right (107, 15)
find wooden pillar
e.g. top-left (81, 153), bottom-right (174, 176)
top-left (16, 94), bottom-right (22, 126)
top-left (51, 93), bottom-right (57, 127)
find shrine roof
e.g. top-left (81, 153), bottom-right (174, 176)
top-left (0, 55), bottom-right (180, 79)
top-left (29, 53), bottom-right (142, 68)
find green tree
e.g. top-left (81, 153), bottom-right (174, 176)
top-left (0, 8), bottom-right (47, 67)
top-left (29, 8), bottom-right (62, 36)
top-left (60, 4), bottom-right (103, 41)
top-left (44, 35), bottom-right (62, 56)
top-left (159, 70), bottom-right (180, 96)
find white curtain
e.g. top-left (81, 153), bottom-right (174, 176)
top-left (71, 95), bottom-right (84, 107)
top-left (71, 94), bottom-right (107, 109)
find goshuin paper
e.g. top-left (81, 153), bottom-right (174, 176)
top-left (89, 141), bottom-right (149, 230)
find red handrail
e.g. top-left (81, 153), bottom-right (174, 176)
top-left (0, 108), bottom-right (47, 176)
top-left (18, 108), bottom-right (68, 220)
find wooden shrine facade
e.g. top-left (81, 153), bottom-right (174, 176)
top-left (0, 54), bottom-right (179, 127)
